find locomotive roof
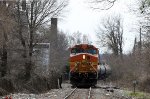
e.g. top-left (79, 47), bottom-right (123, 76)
top-left (70, 44), bottom-right (98, 49)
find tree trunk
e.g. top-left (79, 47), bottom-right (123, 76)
top-left (17, 2), bottom-right (27, 58)
top-left (1, 44), bottom-right (7, 77)
top-left (25, 60), bottom-right (32, 80)
top-left (24, 1), bottom-right (34, 80)
top-left (119, 41), bottom-right (123, 59)
top-left (24, 28), bottom-right (33, 80)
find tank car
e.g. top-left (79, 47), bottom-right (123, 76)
top-left (98, 61), bottom-right (111, 80)
top-left (69, 44), bottom-right (99, 87)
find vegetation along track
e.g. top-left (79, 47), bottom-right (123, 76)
top-left (64, 87), bottom-right (92, 99)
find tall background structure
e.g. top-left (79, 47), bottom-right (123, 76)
top-left (49, 18), bottom-right (58, 67)
top-left (50, 18), bottom-right (58, 46)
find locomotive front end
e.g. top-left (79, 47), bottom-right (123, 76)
top-left (69, 44), bottom-right (99, 87)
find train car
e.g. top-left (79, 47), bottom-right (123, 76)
top-left (98, 61), bottom-right (111, 80)
top-left (69, 44), bottom-right (99, 87)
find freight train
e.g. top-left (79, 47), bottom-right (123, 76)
top-left (69, 44), bottom-right (111, 87)
top-left (69, 44), bottom-right (99, 87)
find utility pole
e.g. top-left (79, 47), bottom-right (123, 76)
top-left (139, 27), bottom-right (142, 50)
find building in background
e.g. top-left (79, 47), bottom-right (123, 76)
top-left (33, 43), bottom-right (50, 75)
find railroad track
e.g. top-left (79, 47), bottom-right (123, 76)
top-left (64, 87), bottom-right (92, 99)
top-left (88, 87), bottom-right (92, 99)
top-left (63, 87), bottom-right (77, 99)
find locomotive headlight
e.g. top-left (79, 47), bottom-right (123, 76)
top-left (83, 55), bottom-right (85, 59)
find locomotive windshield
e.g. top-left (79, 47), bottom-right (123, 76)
top-left (71, 48), bottom-right (97, 54)
top-left (71, 48), bottom-right (84, 53)
top-left (87, 49), bottom-right (97, 54)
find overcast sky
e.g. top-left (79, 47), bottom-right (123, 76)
top-left (58, 0), bottom-right (139, 54)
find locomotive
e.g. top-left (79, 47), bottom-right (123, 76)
top-left (69, 44), bottom-right (99, 87)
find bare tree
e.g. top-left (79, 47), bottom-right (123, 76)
top-left (67, 32), bottom-right (92, 47)
top-left (89, 0), bottom-right (117, 10)
top-left (0, 3), bottom-right (15, 77)
top-left (96, 15), bottom-right (123, 57)
top-left (137, 0), bottom-right (150, 41)
top-left (67, 32), bottom-right (82, 47)
top-left (48, 30), bottom-right (69, 88)
top-left (137, 0), bottom-right (150, 68)
top-left (51, 32), bottom-right (69, 70)
top-left (14, 0), bottom-right (68, 80)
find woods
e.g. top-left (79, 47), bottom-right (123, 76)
top-left (0, 0), bottom-right (150, 97)
top-left (95, 0), bottom-right (150, 92)
top-left (97, 15), bottom-right (123, 57)
top-left (0, 0), bottom-right (69, 95)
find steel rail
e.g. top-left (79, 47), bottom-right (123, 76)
top-left (88, 87), bottom-right (92, 99)
top-left (63, 87), bottom-right (77, 99)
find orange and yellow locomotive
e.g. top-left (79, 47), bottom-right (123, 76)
top-left (69, 44), bottom-right (99, 87)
